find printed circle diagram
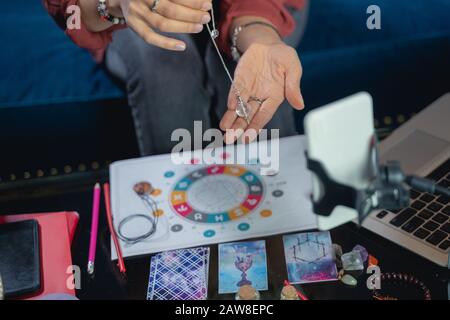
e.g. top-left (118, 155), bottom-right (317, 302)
top-left (169, 165), bottom-right (264, 224)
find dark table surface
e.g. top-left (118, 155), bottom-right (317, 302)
top-left (0, 171), bottom-right (448, 300)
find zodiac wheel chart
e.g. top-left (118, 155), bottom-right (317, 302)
top-left (169, 165), bottom-right (265, 224)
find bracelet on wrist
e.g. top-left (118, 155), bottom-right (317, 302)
top-left (97, 0), bottom-right (126, 25)
top-left (230, 21), bottom-right (281, 62)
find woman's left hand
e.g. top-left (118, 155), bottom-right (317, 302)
top-left (220, 41), bottom-right (304, 144)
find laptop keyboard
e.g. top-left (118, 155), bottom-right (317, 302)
top-left (377, 158), bottom-right (450, 252)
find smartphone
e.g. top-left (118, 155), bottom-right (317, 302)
top-left (304, 92), bottom-right (375, 230)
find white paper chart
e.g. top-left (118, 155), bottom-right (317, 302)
top-left (109, 136), bottom-right (317, 259)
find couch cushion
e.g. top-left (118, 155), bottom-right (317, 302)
top-left (301, 0), bottom-right (450, 53)
top-left (0, 1), bottom-right (125, 108)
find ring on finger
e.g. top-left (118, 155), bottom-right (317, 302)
top-left (248, 96), bottom-right (266, 106)
top-left (150, 0), bottom-right (161, 13)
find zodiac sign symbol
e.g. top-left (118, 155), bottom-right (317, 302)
top-left (230, 167), bottom-right (240, 174)
top-left (232, 208), bottom-right (244, 217)
top-left (178, 182), bottom-right (188, 189)
top-left (192, 172), bottom-right (203, 178)
top-left (211, 166), bottom-right (220, 173)
top-left (173, 194), bottom-right (183, 201)
top-left (194, 213), bottom-right (203, 220)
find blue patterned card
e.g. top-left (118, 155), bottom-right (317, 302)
top-left (147, 247), bottom-right (209, 300)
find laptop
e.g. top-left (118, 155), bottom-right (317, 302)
top-left (363, 94), bottom-right (450, 267)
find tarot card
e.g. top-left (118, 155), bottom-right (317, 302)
top-left (147, 247), bottom-right (210, 300)
top-left (218, 240), bottom-right (268, 294)
top-left (283, 231), bottom-right (338, 284)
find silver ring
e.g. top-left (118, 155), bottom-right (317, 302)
top-left (150, 0), bottom-right (160, 13)
top-left (248, 97), bottom-right (266, 106)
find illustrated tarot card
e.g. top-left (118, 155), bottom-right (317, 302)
top-left (283, 231), bottom-right (338, 284)
top-left (218, 240), bottom-right (268, 294)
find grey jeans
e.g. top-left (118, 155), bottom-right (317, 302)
top-left (106, 5), bottom-right (308, 156)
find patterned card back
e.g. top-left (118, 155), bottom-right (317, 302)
top-left (147, 247), bottom-right (209, 300)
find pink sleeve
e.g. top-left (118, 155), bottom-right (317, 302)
top-left (218, 0), bottom-right (306, 54)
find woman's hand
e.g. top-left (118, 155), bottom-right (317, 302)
top-left (81, 0), bottom-right (212, 51)
top-left (219, 20), bottom-right (304, 144)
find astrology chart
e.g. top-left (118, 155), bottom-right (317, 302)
top-left (109, 136), bottom-right (318, 259)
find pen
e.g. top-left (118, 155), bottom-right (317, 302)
top-left (87, 183), bottom-right (101, 276)
top-left (103, 183), bottom-right (126, 274)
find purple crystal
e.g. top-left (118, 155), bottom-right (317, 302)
top-left (352, 244), bottom-right (368, 263)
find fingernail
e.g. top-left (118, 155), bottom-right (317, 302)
top-left (202, 2), bottom-right (212, 11)
top-left (175, 43), bottom-right (186, 51)
top-left (224, 132), bottom-right (236, 145)
top-left (224, 135), bottom-right (233, 145)
top-left (299, 95), bottom-right (305, 109)
top-left (201, 14), bottom-right (211, 24)
top-left (246, 129), bottom-right (258, 143)
top-left (195, 24), bottom-right (203, 33)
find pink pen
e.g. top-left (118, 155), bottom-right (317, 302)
top-left (87, 183), bottom-right (101, 276)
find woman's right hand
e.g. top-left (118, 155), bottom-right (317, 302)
top-left (109, 0), bottom-right (212, 50)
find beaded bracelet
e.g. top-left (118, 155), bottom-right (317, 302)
top-left (97, 0), bottom-right (126, 25)
top-left (372, 272), bottom-right (432, 300)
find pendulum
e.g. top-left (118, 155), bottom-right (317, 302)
top-left (235, 95), bottom-right (250, 123)
top-left (116, 181), bottom-right (160, 245)
top-left (205, 4), bottom-right (250, 124)
top-left (133, 181), bottom-right (154, 196)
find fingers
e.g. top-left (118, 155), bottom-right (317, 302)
top-left (219, 110), bottom-right (237, 132)
top-left (284, 54), bottom-right (305, 110)
top-left (244, 98), bottom-right (282, 143)
top-left (150, 0), bottom-right (211, 24)
top-left (127, 0), bottom-right (213, 51)
top-left (222, 100), bottom-right (261, 144)
top-left (220, 80), bottom-right (250, 128)
top-left (137, 7), bottom-right (204, 34)
top-left (127, 15), bottom-right (186, 51)
top-left (172, 0), bottom-right (213, 11)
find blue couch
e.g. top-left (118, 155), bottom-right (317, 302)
top-left (1, 0), bottom-right (450, 182)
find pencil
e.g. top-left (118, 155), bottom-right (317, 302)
top-left (103, 183), bottom-right (126, 274)
top-left (87, 183), bottom-right (101, 276)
